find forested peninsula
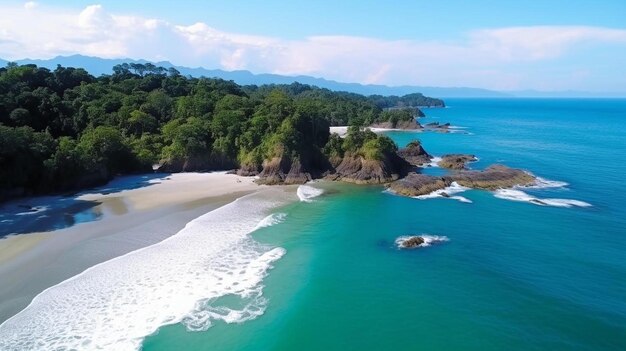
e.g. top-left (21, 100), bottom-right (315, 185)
top-left (0, 63), bottom-right (444, 200)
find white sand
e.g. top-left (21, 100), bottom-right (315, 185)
top-left (0, 172), bottom-right (262, 323)
top-left (329, 126), bottom-right (421, 137)
top-left (78, 171), bottom-right (259, 211)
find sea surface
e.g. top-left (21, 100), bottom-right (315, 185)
top-left (2, 99), bottom-right (626, 350)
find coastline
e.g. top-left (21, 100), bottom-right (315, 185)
top-left (0, 183), bottom-right (301, 350)
top-left (0, 172), bottom-right (262, 323)
top-left (329, 126), bottom-right (415, 137)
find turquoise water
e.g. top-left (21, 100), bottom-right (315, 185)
top-left (139, 99), bottom-right (626, 350)
top-left (143, 99), bottom-right (626, 350)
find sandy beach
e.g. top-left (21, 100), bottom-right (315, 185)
top-left (329, 126), bottom-right (420, 137)
top-left (0, 172), bottom-right (261, 323)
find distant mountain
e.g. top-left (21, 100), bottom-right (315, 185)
top-left (5, 55), bottom-right (623, 98)
top-left (5, 55), bottom-right (507, 98)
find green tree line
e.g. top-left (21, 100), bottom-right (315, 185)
top-left (0, 63), bottom-right (442, 199)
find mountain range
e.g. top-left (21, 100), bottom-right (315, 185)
top-left (2, 55), bottom-right (623, 98)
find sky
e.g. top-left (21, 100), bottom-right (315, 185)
top-left (1, 0), bottom-right (625, 93)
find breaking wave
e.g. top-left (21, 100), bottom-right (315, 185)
top-left (494, 189), bottom-right (591, 208)
top-left (254, 213), bottom-right (287, 230)
top-left (523, 175), bottom-right (569, 189)
top-left (414, 182), bottom-right (472, 203)
top-left (297, 184), bottom-right (324, 202)
top-left (0, 190), bottom-right (291, 351)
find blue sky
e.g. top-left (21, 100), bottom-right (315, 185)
top-left (1, 1), bottom-right (626, 92)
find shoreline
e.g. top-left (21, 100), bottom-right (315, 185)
top-left (329, 126), bottom-right (417, 137)
top-left (0, 184), bottom-right (301, 350)
top-left (0, 172), bottom-right (263, 323)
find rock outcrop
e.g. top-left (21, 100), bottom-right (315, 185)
top-left (438, 154), bottom-right (477, 169)
top-left (369, 119), bottom-right (422, 130)
top-left (388, 165), bottom-right (536, 197)
top-left (398, 236), bottom-right (425, 248)
top-left (329, 152), bottom-right (410, 184)
top-left (424, 122), bottom-right (451, 132)
top-left (387, 173), bottom-right (451, 197)
top-left (256, 154), bottom-right (330, 185)
top-left (397, 140), bottom-right (432, 167)
top-left (451, 165), bottom-right (535, 190)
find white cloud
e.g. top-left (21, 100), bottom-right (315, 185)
top-left (23, 1), bottom-right (37, 10)
top-left (471, 26), bottom-right (626, 60)
top-left (1, 4), bottom-right (625, 91)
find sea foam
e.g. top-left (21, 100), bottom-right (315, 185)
top-left (297, 184), bottom-right (324, 202)
top-left (524, 175), bottom-right (569, 189)
top-left (425, 156), bottom-right (442, 168)
top-left (414, 182), bottom-right (472, 203)
top-left (254, 212), bottom-right (287, 231)
top-left (494, 189), bottom-right (591, 208)
top-left (395, 235), bottom-right (450, 249)
top-left (0, 190), bottom-right (291, 351)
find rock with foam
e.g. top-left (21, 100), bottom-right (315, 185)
top-left (396, 235), bottom-right (449, 249)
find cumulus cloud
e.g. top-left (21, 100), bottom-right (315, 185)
top-left (1, 4), bottom-right (625, 90)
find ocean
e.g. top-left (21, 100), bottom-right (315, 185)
top-left (2, 99), bottom-right (625, 350)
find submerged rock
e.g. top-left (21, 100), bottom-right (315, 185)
top-left (438, 154), bottom-right (477, 170)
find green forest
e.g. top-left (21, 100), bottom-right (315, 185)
top-left (0, 63), bottom-right (443, 199)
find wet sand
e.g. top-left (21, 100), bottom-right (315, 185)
top-left (0, 172), bottom-right (261, 323)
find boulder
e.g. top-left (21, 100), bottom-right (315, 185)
top-left (398, 236), bottom-right (425, 248)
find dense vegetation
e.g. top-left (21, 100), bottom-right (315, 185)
top-left (0, 63), bottom-right (442, 199)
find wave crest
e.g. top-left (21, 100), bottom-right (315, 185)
top-left (254, 213), bottom-right (287, 230)
top-left (0, 190), bottom-right (290, 351)
top-left (297, 185), bottom-right (324, 202)
top-left (414, 182), bottom-right (472, 203)
top-left (494, 189), bottom-right (591, 208)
